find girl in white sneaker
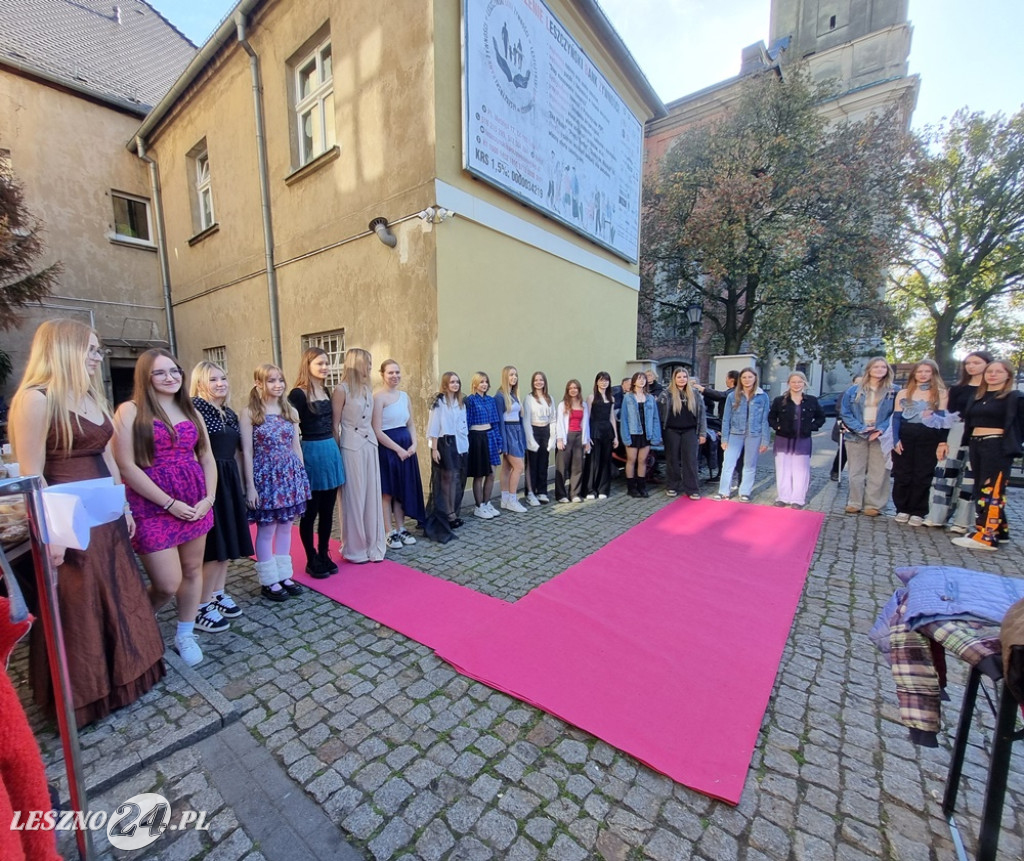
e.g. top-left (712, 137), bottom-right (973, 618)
top-left (494, 366), bottom-right (528, 512)
top-left (463, 372), bottom-right (504, 520)
top-left (523, 371), bottom-right (556, 504)
top-left (555, 379), bottom-right (592, 502)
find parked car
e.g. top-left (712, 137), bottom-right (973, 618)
top-left (817, 391), bottom-right (845, 418)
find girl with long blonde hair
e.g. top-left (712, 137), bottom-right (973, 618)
top-left (494, 365), bottom-right (529, 512)
top-left (839, 356), bottom-right (897, 515)
top-left (463, 371), bottom-right (503, 520)
top-left (113, 348), bottom-right (217, 668)
top-left (331, 348), bottom-right (386, 562)
top-left (891, 359), bottom-right (949, 525)
top-left (289, 347), bottom-right (345, 576)
top-left (715, 368), bottom-right (770, 502)
top-left (11, 320), bottom-right (165, 724)
top-left (241, 363), bottom-right (310, 601)
top-left (658, 367), bottom-right (707, 499)
top-left (189, 360), bottom-right (253, 632)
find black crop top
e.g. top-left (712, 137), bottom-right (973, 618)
top-left (287, 388), bottom-right (334, 440)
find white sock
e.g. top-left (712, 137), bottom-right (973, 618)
top-left (176, 621), bottom-right (195, 639)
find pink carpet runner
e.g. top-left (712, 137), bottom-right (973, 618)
top-left (293, 499), bottom-right (823, 804)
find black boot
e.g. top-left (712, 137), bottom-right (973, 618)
top-left (305, 552), bottom-right (328, 579)
top-left (627, 477), bottom-right (640, 498)
top-left (318, 547), bottom-right (339, 575)
top-left (638, 476), bottom-right (650, 498)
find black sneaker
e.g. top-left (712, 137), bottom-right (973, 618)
top-left (213, 593), bottom-right (242, 619)
top-left (195, 603), bottom-right (230, 633)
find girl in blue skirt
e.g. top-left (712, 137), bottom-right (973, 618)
top-left (289, 348), bottom-right (345, 577)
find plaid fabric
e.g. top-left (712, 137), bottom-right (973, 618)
top-left (889, 617), bottom-right (1001, 732)
top-left (465, 395), bottom-right (504, 464)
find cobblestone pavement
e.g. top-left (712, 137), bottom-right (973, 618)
top-left (14, 423), bottom-right (1024, 860)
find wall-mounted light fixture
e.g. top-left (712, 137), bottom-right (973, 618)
top-left (416, 206), bottom-right (456, 224)
top-left (369, 217), bottom-right (397, 248)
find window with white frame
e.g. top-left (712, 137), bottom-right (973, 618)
top-left (293, 37), bottom-right (335, 166)
top-left (301, 329), bottom-right (345, 388)
top-left (203, 345), bottom-right (227, 374)
top-left (196, 150), bottom-right (214, 230)
top-left (111, 192), bottom-right (152, 243)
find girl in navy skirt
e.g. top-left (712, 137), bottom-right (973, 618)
top-left (464, 372), bottom-right (504, 520)
top-left (495, 365), bottom-right (528, 512)
top-left (372, 359), bottom-right (426, 548)
top-left (289, 348), bottom-right (345, 577)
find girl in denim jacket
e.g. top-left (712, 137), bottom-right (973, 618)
top-left (619, 372), bottom-right (662, 498)
top-left (715, 368), bottom-right (770, 501)
top-left (839, 357), bottom-right (896, 516)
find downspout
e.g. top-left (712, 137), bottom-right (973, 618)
top-left (236, 12), bottom-right (282, 367)
top-left (134, 136), bottom-right (177, 354)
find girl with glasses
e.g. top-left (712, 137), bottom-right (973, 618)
top-left (113, 348), bottom-right (217, 667)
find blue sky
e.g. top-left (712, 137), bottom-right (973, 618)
top-left (149, 0), bottom-right (1023, 131)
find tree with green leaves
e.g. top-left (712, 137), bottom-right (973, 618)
top-left (642, 68), bottom-right (908, 366)
top-left (888, 107), bottom-right (1024, 376)
top-left (0, 164), bottom-right (60, 331)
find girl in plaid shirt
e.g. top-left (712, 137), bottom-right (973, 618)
top-left (464, 372), bottom-right (504, 520)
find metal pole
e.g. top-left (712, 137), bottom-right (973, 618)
top-left (0, 476), bottom-right (95, 860)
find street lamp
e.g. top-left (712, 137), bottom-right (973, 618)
top-left (685, 302), bottom-right (703, 373)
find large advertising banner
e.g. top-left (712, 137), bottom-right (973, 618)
top-left (463, 0), bottom-right (643, 263)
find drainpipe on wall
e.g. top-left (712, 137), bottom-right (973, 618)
top-left (134, 136), bottom-right (177, 355)
top-left (236, 12), bottom-right (282, 367)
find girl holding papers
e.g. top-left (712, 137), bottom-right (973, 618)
top-left (10, 319), bottom-right (165, 726)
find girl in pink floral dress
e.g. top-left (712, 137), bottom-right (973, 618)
top-left (113, 348), bottom-right (217, 668)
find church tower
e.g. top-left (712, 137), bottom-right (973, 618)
top-left (769, 0), bottom-right (918, 125)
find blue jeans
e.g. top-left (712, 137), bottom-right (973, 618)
top-left (718, 433), bottom-right (762, 497)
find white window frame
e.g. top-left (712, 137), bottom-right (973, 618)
top-left (294, 38), bottom-right (335, 166)
top-left (301, 329), bottom-right (345, 389)
top-left (196, 150), bottom-right (214, 230)
top-left (111, 191), bottom-right (153, 246)
top-left (203, 346), bottom-right (227, 375)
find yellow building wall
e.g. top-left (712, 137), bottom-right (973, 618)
top-left (0, 69), bottom-right (164, 399)
top-left (436, 217), bottom-right (638, 389)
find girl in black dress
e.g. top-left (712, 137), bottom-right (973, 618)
top-left (586, 372), bottom-right (619, 499)
top-left (190, 361), bottom-right (254, 632)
